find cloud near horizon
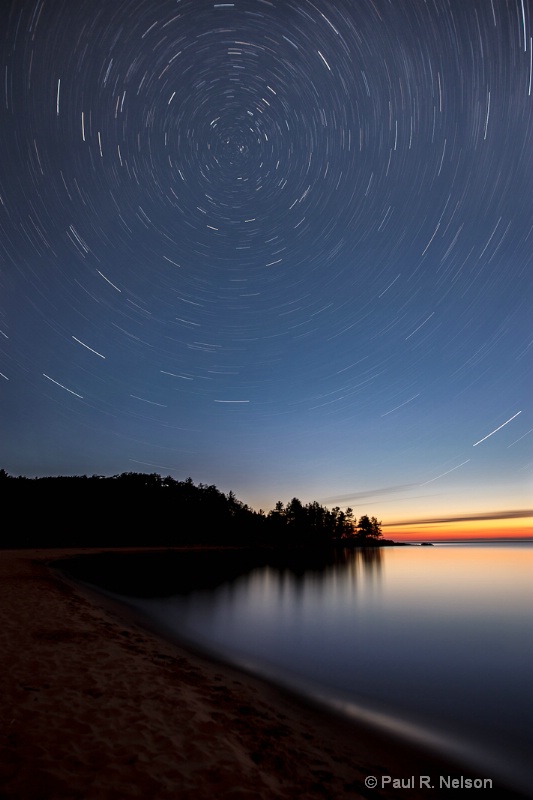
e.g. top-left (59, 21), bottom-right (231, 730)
top-left (385, 509), bottom-right (533, 527)
top-left (322, 485), bottom-right (417, 505)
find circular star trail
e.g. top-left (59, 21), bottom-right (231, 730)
top-left (0, 0), bottom-right (531, 526)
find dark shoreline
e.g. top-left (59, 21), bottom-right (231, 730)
top-left (7, 548), bottom-right (530, 799)
top-left (51, 547), bottom-right (531, 798)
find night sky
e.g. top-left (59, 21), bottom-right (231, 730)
top-left (1, 0), bottom-right (531, 535)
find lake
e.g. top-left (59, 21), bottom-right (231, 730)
top-left (78, 542), bottom-right (533, 794)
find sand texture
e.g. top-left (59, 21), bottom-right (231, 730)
top-left (0, 549), bottom-right (524, 799)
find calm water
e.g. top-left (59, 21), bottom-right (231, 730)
top-left (118, 543), bottom-right (533, 793)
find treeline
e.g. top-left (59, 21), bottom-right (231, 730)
top-left (0, 469), bottom-right (387, 549)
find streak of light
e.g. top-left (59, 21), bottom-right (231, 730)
top-left (283, 35), bottom-right (298, 49)
top-left (129, 459), bottom-right (178, 470)
top-left (163, 256), bottom-right (181, 267)
top-left (72, 336), bottom-right (105, 358)
top-left (318, 11), bottom-right (340, 36)
top-left (318, 51), bottom-right (331, 71)
top-left (96, 270), bottom-right (121, 292)
top-left (473, 411), bottom-right (522, 446)
top-left (161, 371), bottom-right (193, 379)
top-left (378, 274), bottom-right (400, 298)
top-left (43, 373), bottom-right (83, 398)
top-left (421, 223), bottom-right (440, 256)
top-left (507, 428), bottom-right (533, 447)
top-left (419, 459), bottom-right (471, 486)
top-left (130, 395), bottom-right (167, 407)
top-left (381, 394), bottom-right (420, 416)
top-left (483, 89), bottom-right (490, 140)
top-left (520, 0), bottom-right (527, 51)
top-left (529, 37), bottom-right (533, 95)
top-left (405, 312), bottom-right (434, 340)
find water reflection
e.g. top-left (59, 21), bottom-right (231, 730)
top-left (59, 544), bottom-right (384, 597)
top-left (128, 543), bottom-right (533, 796)
top-left (59, 543), bottom-right (533, 795)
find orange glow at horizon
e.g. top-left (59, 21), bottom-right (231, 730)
top-left (383, 518), bottom-right (533, 541)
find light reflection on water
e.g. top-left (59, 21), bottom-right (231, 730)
top-left (127, 543), bottom-right (533, 793)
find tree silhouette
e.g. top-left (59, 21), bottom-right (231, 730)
top-left (356, 515), bottom-right (383, 543)
top-left (0, 468), bottom-right (389, 550)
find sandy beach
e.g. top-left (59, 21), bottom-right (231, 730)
top-left (0, 548), bottom-right (524, 799)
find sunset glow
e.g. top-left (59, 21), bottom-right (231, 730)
top-left (383, 517), bottom-right (533, 542)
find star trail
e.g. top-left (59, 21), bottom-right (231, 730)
top-left (0, 0), bottom-right (531, 535)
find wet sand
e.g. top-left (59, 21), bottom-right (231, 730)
top-left (0, 548), bottom-right (524, 799)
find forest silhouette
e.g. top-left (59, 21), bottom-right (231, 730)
top-left (0, 469), bottom-right (391, 549)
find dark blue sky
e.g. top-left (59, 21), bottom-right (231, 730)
top-left (1, 0), bottom-right (531, 531)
